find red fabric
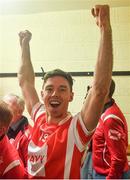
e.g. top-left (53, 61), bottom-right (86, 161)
top-left (92, 102), bottom-right (129, 179)
top-left (27, 103), bottom-right (93, 179)
top-left (12, 125), bottom-right (32, 168)
top-left (0, 135), bottom-right (25, 178)
top-left (12, 124), bottom-right (32, 168)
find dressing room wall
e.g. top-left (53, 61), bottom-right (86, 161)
top-left (0, 2), bottom-right (130, 140)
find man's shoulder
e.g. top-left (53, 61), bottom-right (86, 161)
top-left (32, 102), bottom-right (45, 122)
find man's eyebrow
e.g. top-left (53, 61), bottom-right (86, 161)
top-left (45, 85), bottom-right (67, 88)
top-left (60, 85), bottom-right (67, 88)
top-left (45, 85), bottom-right (53, 88)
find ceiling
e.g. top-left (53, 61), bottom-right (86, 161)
top-left (0, 0), bottom-right (130, 15)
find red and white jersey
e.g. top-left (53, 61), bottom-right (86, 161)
top-left (92, 101), bottom-right (129, 179)
top-left (0, 135), bottom-right (25, 178)
top-left (28, 102), bottom-right (93, 179)
top-left (12, 125), bottom-right (32, 168)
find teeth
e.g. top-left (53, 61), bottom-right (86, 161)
top-left (50, 101), bottom-right (60, 105)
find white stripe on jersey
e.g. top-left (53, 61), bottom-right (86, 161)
top-left (63, 115), bottom-right (75, 179)
top-left (64, 113), bottom-right (93, 178)
top-left (3, 160), bottom-right (20, 175)
top-left (103, 114), bottom-right (124, 125)
top-left (103, 141), bottom-right (110, 167)
top-left (73, 114), bottom-right (86, 152)
top-left (31, 102), bottom-right (45, 122)
top-left (78, 113), bottom-right (95, 135)
top-left (74, 113), bottom-right (95, 152)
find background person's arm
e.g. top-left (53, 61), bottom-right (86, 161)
top-left (104, 118), bottom-right (127, 179)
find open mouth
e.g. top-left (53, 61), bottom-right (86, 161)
top-left (49, 100), bottom-right (61, 108)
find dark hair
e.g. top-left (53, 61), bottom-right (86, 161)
top-left (108, 79), bottom-right (115, 98)
top-left (42, 69), bottom-right (73, 91)
top-left (85, 79), bottom-right (115, 100)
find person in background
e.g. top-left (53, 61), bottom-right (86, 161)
top-left (3, 93), bottom-right (29, 140)
top-left (18, 5), bottom-right (113, 179)
top-left (0, 100), bottom-right (25, 179)
top-left (3, 93), bottom-right (31, 169)
top-left (92, 79), bottom-right (130, 179)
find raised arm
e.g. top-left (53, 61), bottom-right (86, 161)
top-left (18, 30), bottom-right (39, 115)
top-left (81, 5), bottom-right (113, 131)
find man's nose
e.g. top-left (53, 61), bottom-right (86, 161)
top-left (51, 90), bottom-right (59, 96)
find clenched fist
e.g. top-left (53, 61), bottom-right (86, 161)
top-left (91, 5), bottom-right (110, 30)
top-left (19, 30), bottom-right (32, 47)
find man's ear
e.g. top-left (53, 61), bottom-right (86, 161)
top-left (69, 92), bottom-right (74, 102)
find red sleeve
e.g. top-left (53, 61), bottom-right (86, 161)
top-left (103, 118), bottom-right (127, 179)
top-left (2, 164), bottom-right (25, 179)
top-left (18, 134), bottom-right (30, 168)
top-left (31, 102), bottom-right (44, 122)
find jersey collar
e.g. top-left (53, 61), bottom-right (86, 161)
top-left (58, 112), bottom-right (72, 126)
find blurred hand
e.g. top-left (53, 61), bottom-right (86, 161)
top-left (19, 30), bottom-right (32, 47)
top-left (91, 5), bottom-right (110, 29)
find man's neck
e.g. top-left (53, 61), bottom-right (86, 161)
top-left (47, 112), bottom-right (69, 125)
top-left (103, 98), bottom-right (114, 113)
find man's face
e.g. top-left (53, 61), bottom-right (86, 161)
top-left (41, 76), bottom-right (74, 119)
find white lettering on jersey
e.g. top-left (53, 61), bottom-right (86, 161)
top-left (28, 140), bottom-right (48, 177)
top-left (108, 129), bottom-right (121, 141)
top-left (39, 124), bottom-right (53, 143)
top-left (39, 132), bottom-right (49, 142)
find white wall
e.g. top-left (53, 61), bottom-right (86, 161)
top-left (0, 6), bottom-right (130, 140)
